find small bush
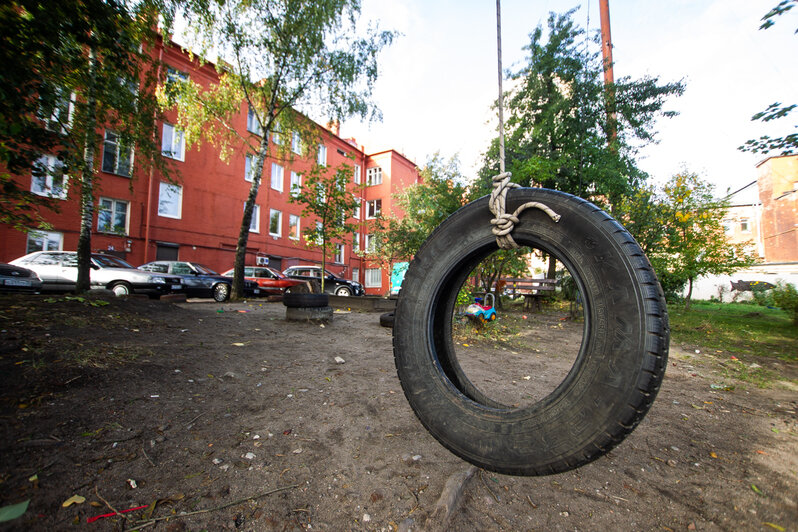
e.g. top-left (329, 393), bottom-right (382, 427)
top-left (770, 282), bottom-right (798, 325)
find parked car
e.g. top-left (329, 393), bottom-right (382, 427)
top-left (0, 263), bottom-right (44, 293)
top-left (10, 251), bottom-right (183, 297)
top-left (221, 266), bottom-right (305, 295)
top-left (282, 265), bottom-right (364, 296)
top-left (138, 261), bottom-right (260, 301)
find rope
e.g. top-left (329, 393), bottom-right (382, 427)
top-left (490, 2), bottom-right (560, 250)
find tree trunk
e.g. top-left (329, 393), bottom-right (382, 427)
top-left (76, 48), bottom-right (99, 294)
top-left (547, 254), bottom-right (557, 279)
top-left (232, 137), bottom-right (268, 299)
top-left (685, 277), bottom-right (693, 311)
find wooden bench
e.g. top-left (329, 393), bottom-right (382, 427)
top-left (503, 278), bottom-right (557, 311)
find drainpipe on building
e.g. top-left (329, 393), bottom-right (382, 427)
top-left (143, 36), bottom-right (166, 263)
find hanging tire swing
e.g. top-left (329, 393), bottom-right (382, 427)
top-left (392, 188), bottom-right (669, 476)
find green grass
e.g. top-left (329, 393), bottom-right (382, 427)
top-left (669, 301), bottom-right (797, 362)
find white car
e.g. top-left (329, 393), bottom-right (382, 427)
top-left (10, 251), bottom-right (183, 297)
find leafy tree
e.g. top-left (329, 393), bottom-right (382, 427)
top-left (476, 9), bottom-right (684, 205)
top-left (653, 171), bottom-right (755, 309)
top-left (739, 0), bottom-right (797, 155)
top-left (770, 281), bottom-right (798, 326)
top-left (171, 0), bottom-right (394, 298)
top-left (289, 162), bottom-right (360, 292)
top-left (0, 0), bottom-right (173, 291)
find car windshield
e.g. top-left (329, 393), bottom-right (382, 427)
top-left (191, 263), bottom-right (218, 275)
top-left (92, 255), bottom-right (134, 269)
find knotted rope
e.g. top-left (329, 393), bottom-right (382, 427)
top-left (489, 172), bottom-right (561, 249)
top-left (490, 1), bottom-right (560, 250)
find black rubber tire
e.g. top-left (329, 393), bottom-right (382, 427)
top-left (212, 282), bottom-right (230, 302)
top-left (393, 188), bottom-right (669, 476)
top-left (111, 282), bottom-right (131, 297)
top-left (379, 312), bottom-right (395, 328)
top-left (335, 286), bottom-right (352, 296)
top-left (283, 292), bottom-right (329, 308)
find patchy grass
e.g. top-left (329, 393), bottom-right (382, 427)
top-left (669, 301), bottom-right (797, 362)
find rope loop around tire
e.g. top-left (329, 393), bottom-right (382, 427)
top-left (489, 172), bottom-right (562, 249)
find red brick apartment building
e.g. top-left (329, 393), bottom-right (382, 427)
top-left (0, 38), bottom-right (421, 295)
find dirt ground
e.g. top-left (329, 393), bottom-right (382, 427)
top-left (0, 293), bottom-right (796, 531)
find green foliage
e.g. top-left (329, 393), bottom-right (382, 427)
top-left (739, 1), bottom-right (797, 155)
top-left (173, 0), bottom-right (395, 297)
top-left (289, 163), bottom-right (360, 291)
top-left (475, 9), bottom-right (684, 202)
top-left (770, 281), bottom-right (798, 325)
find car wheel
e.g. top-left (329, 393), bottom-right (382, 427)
top-left (283, 293), bottom-right (329, 308)
top-left (111, 282), bottom-right (131, 297)
top-left (335, 286), bottom-right (352, 296)
top-left (213, 283), bottom-right (230, 302)
top-left (393, 188), bottom-right (669, 476)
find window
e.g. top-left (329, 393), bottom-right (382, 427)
top-left (740, 218), bottom-right (750, 233)
top-left (291, 132), bottom-right (301, 154)
top-left (315, 221), bottom-right (323, 245)
top-left (269, 209), bottom-right (282, 237)
top-left (290, 171), bottom-right (301, 196)
top-left (722, 219), bottom-right (733, 234)
top-left (164, 66), bottom-right (188, 103)
top-left (31, 155), bottom-right (68, 199)
top-left (354, 164), bottom-right (361, 184)
top-left (26, 230), bottom-right (62, 254)
top-left (102, 130), bottom-right (133, 177)
top-left (352, 268), bottom-right (359, 283)
top-left (353, 197), bottom-right (361, 219)
top-left (247, 105), bottom-right (262, 135)
top-left (156, 243), bottom-right (179, 261)
top-left (38, 86), bottom-right (73, 133)
top-left (158, 182), bottom-right (182, 218)
top-left (317, 144), bottom-right (327, 166)
top-left (366, 199), bottom-right (382, 219)
top-left (352, 232), bottom-right (360, 251)
top-left (272, 123), bottom-right (282, 145)
top-left (365, 268), bottom-right (381, 288)
top-left (334, 244), bottom-right (345, 264)
top-left (245, 154), bottom-right (256, 182)
top-left (366, 166), bottom-right (382, 186)
top-left (364, 233), bottom-right (376, 253)
top-left (161, 123), bottom-right (185, 161)
top-left (248, 204), bottom-right (260, 233)
top-left (288, 214), bottom-right (300, 240)
top-left (271, 163), bottom-right (284, 192)
top-left (97, 198), bottom-right (129, 234)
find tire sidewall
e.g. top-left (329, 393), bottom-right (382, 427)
top-left (394, 189), bottom-right (668, 475)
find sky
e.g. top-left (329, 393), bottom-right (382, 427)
top-left (338, 0), bottom-right (797, 199)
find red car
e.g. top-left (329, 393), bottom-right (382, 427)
top-left (222, 266), bottom-right (305, 295)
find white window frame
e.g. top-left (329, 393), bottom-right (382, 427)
top-left (269, 208), bottom-right (282, 237)
top-left (164, 66), bottom-right (188, 104)
top-left (334, 243), bottom-right (345, 264)
top-left (366, 199), bottom-right (382, 219)
top-left (365, 268), bottom-right (382, 288)
top-left (161, 123), bottom-right (185, 161)
top-left (366, 166), bottom-right (383, 186)
top-left (317, 144), bottom-right (327, 166)
top-left (364, 233), bottom-right (376, 253)
top-left (158, 182), bottom-right (183, 219)
top-left (102, 130), bottom-right (134, 177)
top-left (271, 163), bottom-right (284, 192)
top-left (352, 232), bottom-right (360, 251)
top-left (97, 197), bottom-right (129, 234)
top-left (248, 204), bottom-right (261, 233)
top-left (272, 123), bottom-right (282, 145)
top-left (288, 214), bottom-right (300, 240)
top-left (31, 155), bottom-right (68, 199)
top-left (352, 267), bottom-right (359, 283)
top-left (291, 132), bottom-right (301, 154)
top-left (247, 105), bottom-right (262, 136)
top-left (290, 171), bottom-right (301, 197)
top-left (245, 154), bottom-right (256, 182)
top-left (39, 87), bottom-right (74, 133)
top-left (26, 230), bottom-right (63, 254)
top-left (740, 218), bottom-right (750, 233)
top-left (315, 221), bottom-right (323, 245)
top-left (354, 164), bottom-right (361, 184)
top-left (353, 197), bottom-right (361, 219)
